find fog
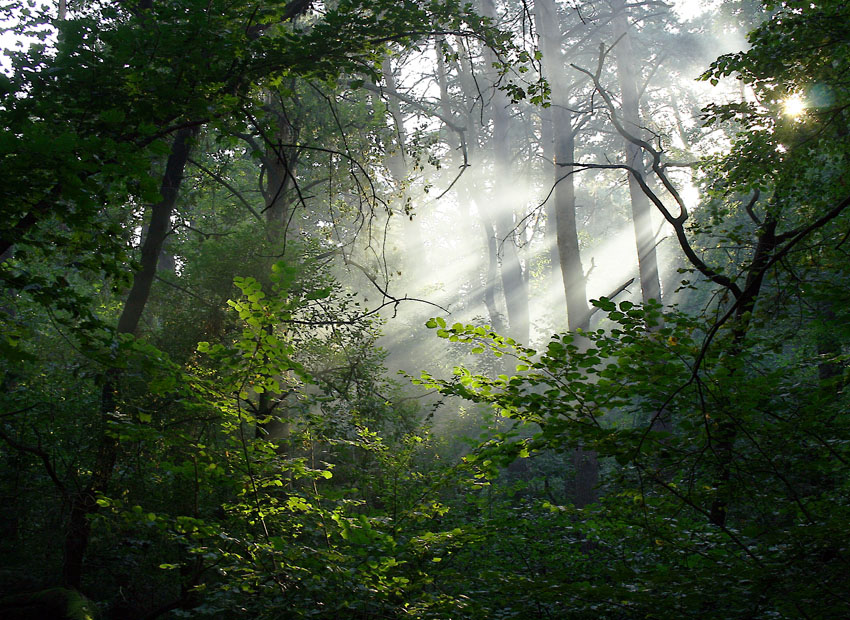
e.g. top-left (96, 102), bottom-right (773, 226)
top-left (351, 0), bottom-right (754, 392)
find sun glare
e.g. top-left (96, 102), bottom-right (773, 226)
top-left (782, 93), bottom-right (807, 119)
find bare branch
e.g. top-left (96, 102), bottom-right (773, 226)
top-left (572, 53), bottom-right (689, 224)
top-left (588, 278), bottom-right (636, 318)
top-left (154, 274), bottom-right (218, 309)
top-left (558, 160), bottom-right (743, 297)
top-left (744, 189), bottom-right (762, 225)
top-left (343, 257), bottom-right (450, 319)
top-left (358, 81), bottom-right (467, 135)
top-left (188, 157), bottom-right (263, 222)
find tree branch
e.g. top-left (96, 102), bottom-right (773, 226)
top-left (0, 426), bottom-right (67, 497)
top-left (358, 81), bottom-right (467, 135)
top-left (188, 157), bottom-right (263, 222)
top-left (588, 278), bottom-right (636, 318)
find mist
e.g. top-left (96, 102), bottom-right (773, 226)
top-left (367, 0), bottom-right (751, 391)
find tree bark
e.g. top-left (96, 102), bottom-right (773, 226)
top-left (709, 218), bottom-right (777, 527)
top-left (117, 128), bottom-right (196, 334)
top-left (256, 90), bottom-right (300, 443)
top-left (572, 446), bottom-right (599, 508)
top-left (610, 0), bottom-right (673, 439)
top-left (539, 106), bottom-right (567, 321)
top-left (262, 90), bottom-right (299, 243)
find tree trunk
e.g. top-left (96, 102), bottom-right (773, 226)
top-left (437, 36), bottom-right (507, 333)
top-left (62, 126), bottom-right (196, 588)
top-left (611, 0), bottom-right (672, 439)
top-left (116, 128), bottom-right (196, 335)
top-left (612, 0), bottom-right (663, 307)
top-left (262, 90), bottom-right (299, 243)
top-left (539, 106), bottom-right (567, 322)
top-left (381, 57), bottom-right (431, 296)
top-left (482, 0), bottom-right (529, 344)
top-left (479, 214), bottom-right (508, 335)
top-left (709, 218), bottom-right (777, 527)
top-left (535, 0), bottom-right (598, 508)
top-left (536, 0), bottom-right (590, 334)
top-left (256, 91), bottom-right (300, 444)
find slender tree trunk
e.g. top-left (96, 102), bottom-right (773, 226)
top-left (553, 117), bottom-right (590, 332)
top-left (116, 128), bottom-right (196, 335)
top-left (709, 218), bottom-right (777, 527)
top-left (535, 0), bottom-right (598, 508)
top-left (482, 0), bottom-right (529, 344)
top-left (381, 58), bottom-right (431, 291)
top-left (536, 0), bottom-right (590, 334)
top-left (478, 213), bottom-right (508, 334)
top-left (139, 220), bottom-right (177, 273)
top-left (490, 114), bottom-right (530, 343)
top-left (611, 0), bottom-right (672, 440)
top-left (256, 92), bottom-right (300, 444)
top-left (612, 0), bottom-right (662, 307)
top-left (62, 127), bottom-right (196, 588)
top-left (382, 57), bottom-right (408, 182)
top-left (816, 303), bottom-right (843, 388)
top-left (572, 447), bottom-right (599, 507)
top-left (434, 43), bottom-right (488, 323)
top-left (539, 106), bottom-right (567, 322)
top-left (262, 89), bottom-right (299, 243)
top-left (437, 36), bottom-right (507, 333)
top-left (669, 90), bottom-right (691, 150)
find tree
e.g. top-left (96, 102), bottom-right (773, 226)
top-left (610, 0), bottom-right (664, 306)
top-left (535, 0), bottom-right (591, 333)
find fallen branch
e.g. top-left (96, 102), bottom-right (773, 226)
top-left (589, 278), bottom-right (635, 318)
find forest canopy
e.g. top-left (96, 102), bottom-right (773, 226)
top-left (1, 0), bottom-right (849, 618)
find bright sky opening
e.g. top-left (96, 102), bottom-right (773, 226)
top-left (782, 93), bottom-right (807, 119)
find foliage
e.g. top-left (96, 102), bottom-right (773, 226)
top-left (1, 0), bottom-right (849, 618)
top-left (416, 298), bottom-right (850, 617)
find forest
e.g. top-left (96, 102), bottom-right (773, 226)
top-left (1, 0), bottom-right (848, 617)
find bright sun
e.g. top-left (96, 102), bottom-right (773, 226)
top-left (782, 93), bottom-right (807, 118)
